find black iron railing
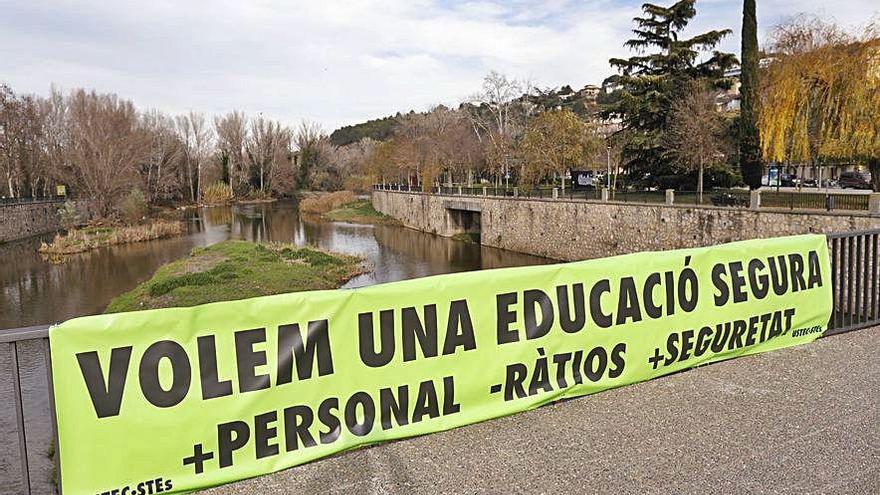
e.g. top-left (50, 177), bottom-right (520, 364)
top-left (0, 196), bottom-right (68, 207)
top-left (374, 184), bottom-right (875, 213)
top-left (827, 229), bottom-right (879, 335)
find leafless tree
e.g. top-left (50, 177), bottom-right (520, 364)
top-left (141, 110), bottom-right (184, 202)
top-left (466, 71), bottom-right (535, 186)
top-left (214, 111), bottom-right (248, 191)
top-left (664, 87), bottom-right (727, 201)
top-left (0, 85), bottom-right (50, 197)
top-left (62, 89), bottom-right (151, 215)
top-left (247, 116), bottom-right (293, 193)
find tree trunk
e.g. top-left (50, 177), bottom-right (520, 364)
top-left (698, 157), bottom-right (704, 203)
top-left (869, 157), bottom-right (880, 192)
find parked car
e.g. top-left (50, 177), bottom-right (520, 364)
top-left (780, 173), bottom-right (800, 187)
top-left (838, 171), bottom-right (872, 190)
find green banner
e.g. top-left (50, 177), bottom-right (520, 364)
top-left (50, 234), bottom-right (832, 494)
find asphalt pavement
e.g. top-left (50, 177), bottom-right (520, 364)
top-left (203, 327), bottom-right (879, 494)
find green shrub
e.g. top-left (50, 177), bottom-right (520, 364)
top-left (118, 189), bottom-right (148, 225)
top-left (57, 201), bottom-right (79, 231)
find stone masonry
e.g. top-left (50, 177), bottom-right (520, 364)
top-left (372, 190), bottom-right (880, 261)
top-left (0, 200), bottom-right (97, 243)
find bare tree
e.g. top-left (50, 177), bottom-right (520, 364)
top-left (247, 116), bottom-right (293, 194)
top-left (141, 110), bottom-right (184, 202)
top-left (214, 111), bottom-right (248, 191)
top-left (293, 120), bottom-right (329, 189)
top-left (63, 89), bottom-right (151, 215)
top-left (0, 85), bottom-right (49, 197)
top-left (466, 71), bottom-right (535, 186)
top-left (664, 87), bottom-right (727, 201)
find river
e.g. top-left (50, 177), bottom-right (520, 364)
top-left (1, 199), bottom-right (552, 330)
top-left (0, 199), bottom-right (553, 493)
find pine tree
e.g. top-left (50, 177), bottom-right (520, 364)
top-left (603, 0), bottom-right (736, 188)
top-left (739, 0), bottom-right (762, 189)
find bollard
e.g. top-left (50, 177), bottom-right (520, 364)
top-left (750, 190), bottom-right (761, 210)
top-left (601, 187), bottom-right (609, 202)
top-left (869, 193), bottom-right (880, 216)
top-left (553, 188), bottom-right (558, 200)
top-left (665, 189), bottom-right (674, 206)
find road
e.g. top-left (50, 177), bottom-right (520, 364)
top-left (203, 328), bottom-right (879, 494)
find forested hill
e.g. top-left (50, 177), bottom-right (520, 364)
top-left (329, 114), bottom-right (399, 146)
top-left (329, 83), bottom-right (614, 147)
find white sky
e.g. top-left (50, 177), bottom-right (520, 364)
top-left (1, 0), bottom-right (877, 131)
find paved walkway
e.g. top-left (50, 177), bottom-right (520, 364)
top-left (204, 328), bottom-right (879, 494)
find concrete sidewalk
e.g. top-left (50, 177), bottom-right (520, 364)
top-left (204, 328), bottom-right (879, 494)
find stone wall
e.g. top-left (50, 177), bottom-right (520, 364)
top-left (373, 190), bottom-right (880, 261)
top-left (0, 200), bottom-right (97, 243)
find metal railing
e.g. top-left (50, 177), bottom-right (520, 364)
top-left (0, 196), bottom-right (68, 207)
top-left (374, 184), bottom-right (875, 213)
top-left (827, 229), bottom-right (879, 335)
top-left (761, 191), bottom-right (870, 211)
top-left (1, 228), bottom-right (879, 494)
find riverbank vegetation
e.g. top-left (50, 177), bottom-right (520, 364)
top-left (105, 240), bottom-right (367, 312)
top-left (38, 220), bottom-right (184, 256)
top-left (324, 199), bottom-right (399, 225)
top-left (300, 191), bottom-right (399, 225)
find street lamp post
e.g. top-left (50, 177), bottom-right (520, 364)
top-left (606, 145), bottom-right (612, 190)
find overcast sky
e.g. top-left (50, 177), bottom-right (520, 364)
top-left (1, 0), bottom-right (877, 131)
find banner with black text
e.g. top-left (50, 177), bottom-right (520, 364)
top-left (50, 234), bottom-right (832, 494)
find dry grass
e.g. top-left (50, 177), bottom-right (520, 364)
top-left (39, 220), bottom-right (185, 255)
top-left (299, 190), bottom-right (357, 214)
top-left (202, 182), bottom-right (234, 205)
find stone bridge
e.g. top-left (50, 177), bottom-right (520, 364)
top-left (372, 189), bottom-right (880, 260)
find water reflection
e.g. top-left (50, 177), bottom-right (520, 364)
top-left (0, 200), bottom-right (551, 329)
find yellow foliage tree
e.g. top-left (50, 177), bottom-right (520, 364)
top-left (519, 109), bottom-right (601, 191)
top-left (759, 17), bottom-right (880, 190)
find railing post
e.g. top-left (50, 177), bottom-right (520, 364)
top-left (457, 186), bottom-right (462, 196)
top-left (601, 187), bottom-right (610, 202)
top-left (869, 193), bottom-right (880, 216)
top-left (665, 189), bottom-right (674, 206)
top-left (750, 190), bottom-right (761, 210)
top-left (482, 187), bottom-right (487, 197)
top-left (552, 188), bottom-right (558, 200)
top-left (513, 187), bottom-right (519, 198)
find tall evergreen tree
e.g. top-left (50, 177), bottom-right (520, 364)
top-left (602, 0), bottom-right (736, 187)
top-left (739, 0), bottom-right (762, 189)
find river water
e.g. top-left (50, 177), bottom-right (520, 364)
top-left (0, 199), bottom-right (552, 494)
top-left (1, 199), bottom-right (551, 330)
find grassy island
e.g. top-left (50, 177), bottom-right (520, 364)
top-left (105, 240), bottom-right (368, 313)
top-left (300, 191), bottom-right (399, 225)
top-left (324, 199), bottom-right (399, 224)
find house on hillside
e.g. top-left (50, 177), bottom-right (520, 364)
top-left (580, 85), bottom-right (601, 99)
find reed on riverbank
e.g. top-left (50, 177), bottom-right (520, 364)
top-left (38, 220), bottom-right (185, 255)
top-left (299, 190), bottom-right (357, 214)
